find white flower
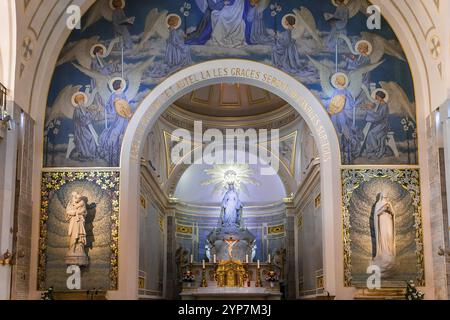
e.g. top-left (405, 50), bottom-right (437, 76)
top-left (270, 4), bottom-right (275, 10)
top-left (180, 7), bottom-right (185, 13)
top-left (186, 3), bottom-right (191, 9)
top-left (401, 119), bottom-right (407, 125)
top-left (184, 11), bottom-right (189, 17)
top-left (271, 11), bottom-right (276, 17)
top-left (403, 125), bottom-right (409, 131)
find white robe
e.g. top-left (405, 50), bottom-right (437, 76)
top-left (373, 196), bottom-right (396, 274)
top-left (210, 0), bottom-right (246, 47)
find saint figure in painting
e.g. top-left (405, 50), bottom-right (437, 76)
top-left (164, 14), bottom-right (192, 68)
top-left (372, 192), bottom-right (396, 275)
top-left (363, 89), bottom-right (390, 159)
top-left (71, 91), bottom-right (99, 161)
top-left (111, 0), bottom-right (135, 49)
top-left (98, 78), bottom-right (132, 167)
top-left (324, 0), bottom-right (350, 50)
top-left (271, 15), bottom-right (303, 74)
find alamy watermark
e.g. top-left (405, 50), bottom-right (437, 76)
top-left (170, 121), bottom-right (279, 176)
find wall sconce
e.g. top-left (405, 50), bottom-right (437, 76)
top-left (0, 82), bottom-right (13, 131)
top-left (0, 250), bottom-right (14, 266)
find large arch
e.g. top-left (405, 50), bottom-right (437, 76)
top-left (115, 59), bottom-right (343, 300)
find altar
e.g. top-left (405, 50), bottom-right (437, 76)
top-left (179, 262), bottom-right (282, 300)
top-left (178, 168), bottom-right (283, 300)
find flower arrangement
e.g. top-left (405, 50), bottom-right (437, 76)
top-left (265, 270), bottom-right (279, 282)
top-left (405, 280), bottom-right (424, 300)
top-left (182, 270), bottom-right (195, 282)
top-left (41, 287), bottom-right (54, 300)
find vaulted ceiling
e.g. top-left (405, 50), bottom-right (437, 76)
top-left (174, 84), bottom-right (287, 117)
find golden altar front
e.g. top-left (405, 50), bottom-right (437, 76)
top-left (215, 260), bottom-right (247, 287)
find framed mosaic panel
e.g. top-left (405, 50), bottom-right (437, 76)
top-left (342, 168), bottom-right (424, 287)
top-left (38, 171), bottom-right (120, 291)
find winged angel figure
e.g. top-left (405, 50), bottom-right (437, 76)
top-left (82, 0), bottom-right (135, 48)
top-left (138, 8), bottom-right (170, 49)
top-left (308, 56), bottom-right (383, 162)
top-left (324, 0), bottom-right (371, 49)
top-left (72, 58), bottom-right (154, 166)
top-left (291, 7), bottom-right (322, 47)
top-left (339, 32), bottom-right (406, 64)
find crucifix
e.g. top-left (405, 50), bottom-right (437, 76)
top-left (224, 236), bottom-right (239, 260)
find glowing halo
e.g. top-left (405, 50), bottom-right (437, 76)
top-left (201, 164), bottom-right (260, 194)
top-left (108, 77), bottom-right (127, 92)
top-left (90, 43), bottom-right (107, 58)
top-left (166, 13), bottom-right (182, 29)
top-left (281, 14), bottom-right (297, 30)
top-left (355, 40), bottom-right (373, 56)
top-left (109, 0), bottom-right (125, 10)
top-left (371, 88), bottom-right (390, 103)
top-left (331, 72), bottom-right (349, 89)
top-left (71, 92), bottom-right (88, 107)
top-left (332, 0), bottom-right (350, 6)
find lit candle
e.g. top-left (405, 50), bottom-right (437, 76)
top-left (246, 254), bottom-right (249, 264)
top-left (268, 254), bottom-right (271, 263)
top-left (190, 254), bottom-right (193, 263)
top-left (202, 259), bottom-right (205, 269)
top-left (257, 260), bottom-right (260, 269)
top-left (213, 254), bottom-right (216, 264)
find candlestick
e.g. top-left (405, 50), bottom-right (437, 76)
top-left (246, 254), bottom-right (249, 264)
top-left (202, 259), bottom-right (205, 269)
top-left (257, 260), bottom-right (260, 269)
top-left (190, 254), bottom-right (193, 263)
top-left (200, 268), bottom-right (207, 287)
top-left (213, 254), bottom-right (216, 264)
top-left (268, 254), bottom-right (271, 264)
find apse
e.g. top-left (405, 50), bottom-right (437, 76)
top-left (174, 162), bottom-right (286, 205)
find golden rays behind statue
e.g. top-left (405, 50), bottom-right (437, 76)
top-left (201, 164), bottom-right (260, 195)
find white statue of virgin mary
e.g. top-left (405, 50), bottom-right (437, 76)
top-left (372, 192), bottom-right (396, 274)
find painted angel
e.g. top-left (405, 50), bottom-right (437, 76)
top-left (360, 32), bottom-right (406, 63)
top-left (46, 86), bottom-right (100, 161)
top-left (82, 0), bottom-right (135, 49)
top-left (246, 0), bottom-right (272, 45)
top-left (291, 7), bottom-right (322, 48)
top-left (358, 82), bottom-right (415, 159)
top-left (271, 14), bottom-right (303, 74)
top-left (324, 0), bottom-right (370, 50)
top-left (308, 56), bottom-right (383, 162)
top-left (138, 8), bottom-right (170, 49)
top-left (73, 59), bottom-right (154, 166)
top-left (140, 10), bottom-right (191, 76)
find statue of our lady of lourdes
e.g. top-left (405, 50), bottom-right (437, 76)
top-left (219, 172), bottom-right (243, 229)
top-left (65, 191), bottom-right (89, 266)
top-left (372, 192), bottom-right (396, 275)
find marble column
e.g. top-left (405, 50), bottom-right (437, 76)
top-left (285, 207), bottom-right (296, 299)
top-left (426, 106), bottom-right (450, 299)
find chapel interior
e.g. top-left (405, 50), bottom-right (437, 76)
top-left (0, 0), bottom-right (449, 301)
top-left (138, 84), bottom-right (321, 299)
